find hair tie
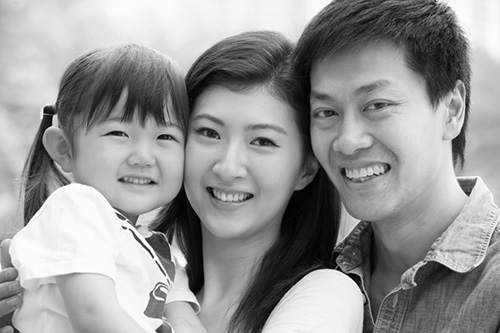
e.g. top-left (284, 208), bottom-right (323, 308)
top-left (40, 104), bottom-right (56, 120)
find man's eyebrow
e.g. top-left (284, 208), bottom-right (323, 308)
top-left (191, 113), bottom-right (224, 126)
top-left (355, 80), bottom-right (392, 95)
top-left (311, 80), bottom-right (393, 102)
top-left (310, 91), bottom-right (336, 102)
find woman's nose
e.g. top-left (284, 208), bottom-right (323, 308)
top-left (212, 144), bottom-right (247, 182)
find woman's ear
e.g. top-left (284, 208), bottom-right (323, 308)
top-left (295, 155), bottom-right (320, 191)
top-left (43, 126), bottom-right (73, 173)
top-left (443, 80), bottom-right (466, 141)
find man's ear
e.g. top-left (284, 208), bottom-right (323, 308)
top-left (42, 126), bottom-right (73, 173)
top-left (295, 155), bottom-right (320, 191)
top-left (443, 80), bottom-right (466, 141)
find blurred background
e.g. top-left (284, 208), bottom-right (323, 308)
top-left (1, 0), bottom-right (499, 239)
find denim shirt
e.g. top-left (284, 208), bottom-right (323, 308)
top-left (333, 177), bottom-right (500, 333)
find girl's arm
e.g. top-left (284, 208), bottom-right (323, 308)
top-left (262, 269), bottom-right (364, 333)
top-left (163, 258), bottom-right (206, 333)
top-left (56, 273), bottom-right (151, 333)
top-left (164, 302), bottom-right (207, 333)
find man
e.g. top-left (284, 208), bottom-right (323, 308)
top-left (293, 0), bottom-right (500, 332)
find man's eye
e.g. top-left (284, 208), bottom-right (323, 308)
top-left (312, 109), bottom-right (338, 118)
top-left (365, 102), bottom-right (392, 111)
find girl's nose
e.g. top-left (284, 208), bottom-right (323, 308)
top-left (127, 140), bottom-right (156, 167)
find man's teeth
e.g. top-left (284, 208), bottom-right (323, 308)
top-left (345, 163), bottom-right (389, 181)
top-left (211, 189), bottom-right (252, 203)
top-left (121, 177), bottom-right (154, 185)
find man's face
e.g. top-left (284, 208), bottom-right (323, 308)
top-left (309, 42), bottom-right (453, 224)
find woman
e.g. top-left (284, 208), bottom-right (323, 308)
top-left (156, 30), bottom-right (363, 332)
top-left (0, 31), bottom-right (363, 332)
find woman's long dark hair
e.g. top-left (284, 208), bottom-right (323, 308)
top-left (22, 43), bottom-right (188, 225)
top-left (154, 31), bottom-right (341, 333)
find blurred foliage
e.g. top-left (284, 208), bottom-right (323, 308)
top-left (1, 0), bottom-right (499, 238)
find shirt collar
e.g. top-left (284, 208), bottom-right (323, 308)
top-left (424, 177), bottom-right (499, 272)
top-left (334, 177), bottom-right (499, 273)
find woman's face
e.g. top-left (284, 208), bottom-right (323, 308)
top-left (184, 85), bottom-right (311, 246)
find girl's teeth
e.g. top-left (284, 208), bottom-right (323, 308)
top-left (122, 177), bottom-right (152, 185)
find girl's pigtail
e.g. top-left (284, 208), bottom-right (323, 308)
top-left (22, 105), bottom-right (70, 225)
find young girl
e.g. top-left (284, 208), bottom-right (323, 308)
top-left (9, 44), bottom-right (196, 333)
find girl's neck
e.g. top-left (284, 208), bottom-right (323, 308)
top-left (115, 208), bottom-right (138, 226)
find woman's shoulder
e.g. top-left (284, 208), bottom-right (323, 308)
top-left (298, 268), bottom-right (356, 284)
top-left (290, 268), bottom-right (363, 303)
top-left (263, 269), bottom-right (364, 332)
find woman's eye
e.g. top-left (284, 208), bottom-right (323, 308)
top-left (195, 127), bottom-right (220, 140)
top-left (106, 131), bottom-right (128, 137)
top-left (252, 138), bottom-right (277, 147)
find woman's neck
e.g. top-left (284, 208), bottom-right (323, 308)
top-left (196, 233), bottom-right (274, 332)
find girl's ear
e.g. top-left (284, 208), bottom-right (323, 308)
top-left (43, 126), bottom-right (73, 173)
top-left (443, 80), bottom-right (466, 141)
top-left (295, 155), bottom-right (320, 191)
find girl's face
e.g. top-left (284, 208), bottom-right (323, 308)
top-left (69, 91), bottom-right (185, 224)
top-left (184, 85), bottom-right (311, 247)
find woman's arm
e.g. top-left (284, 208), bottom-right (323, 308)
top-left (262, 269), bottom-right (364, 333)
top-left (57, 273), bottom-right (151, 333)
top-left (0, 239), bottom-right (22, 333)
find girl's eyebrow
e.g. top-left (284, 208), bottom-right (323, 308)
top-left (164, 123), bottom-right (184, 131)
top-left (192, 113), bottom-right (287, 135)
top-left (102, 116), bottom-right (183, 130)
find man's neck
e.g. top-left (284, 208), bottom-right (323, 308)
top-left (368, 175), bottom-right (468, 318)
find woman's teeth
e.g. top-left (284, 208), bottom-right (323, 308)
top-left (210, 188), bottom-right (252, 203)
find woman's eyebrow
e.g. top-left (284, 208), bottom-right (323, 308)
top-left (245, 123), bottom-right (287, 135)
top-left (191, 113), bottom-right (224, 126)
top-left (193, 113), bottom-right (287, 134)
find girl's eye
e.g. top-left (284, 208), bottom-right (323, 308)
top-left (106, 131), bottom-right (128, 137)
top-left (158, 134), bottom-right (176, 141)
top-left (251, 138), bottom-right (277, 147)
top-left (195, 127), bottom-right (220, 140)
